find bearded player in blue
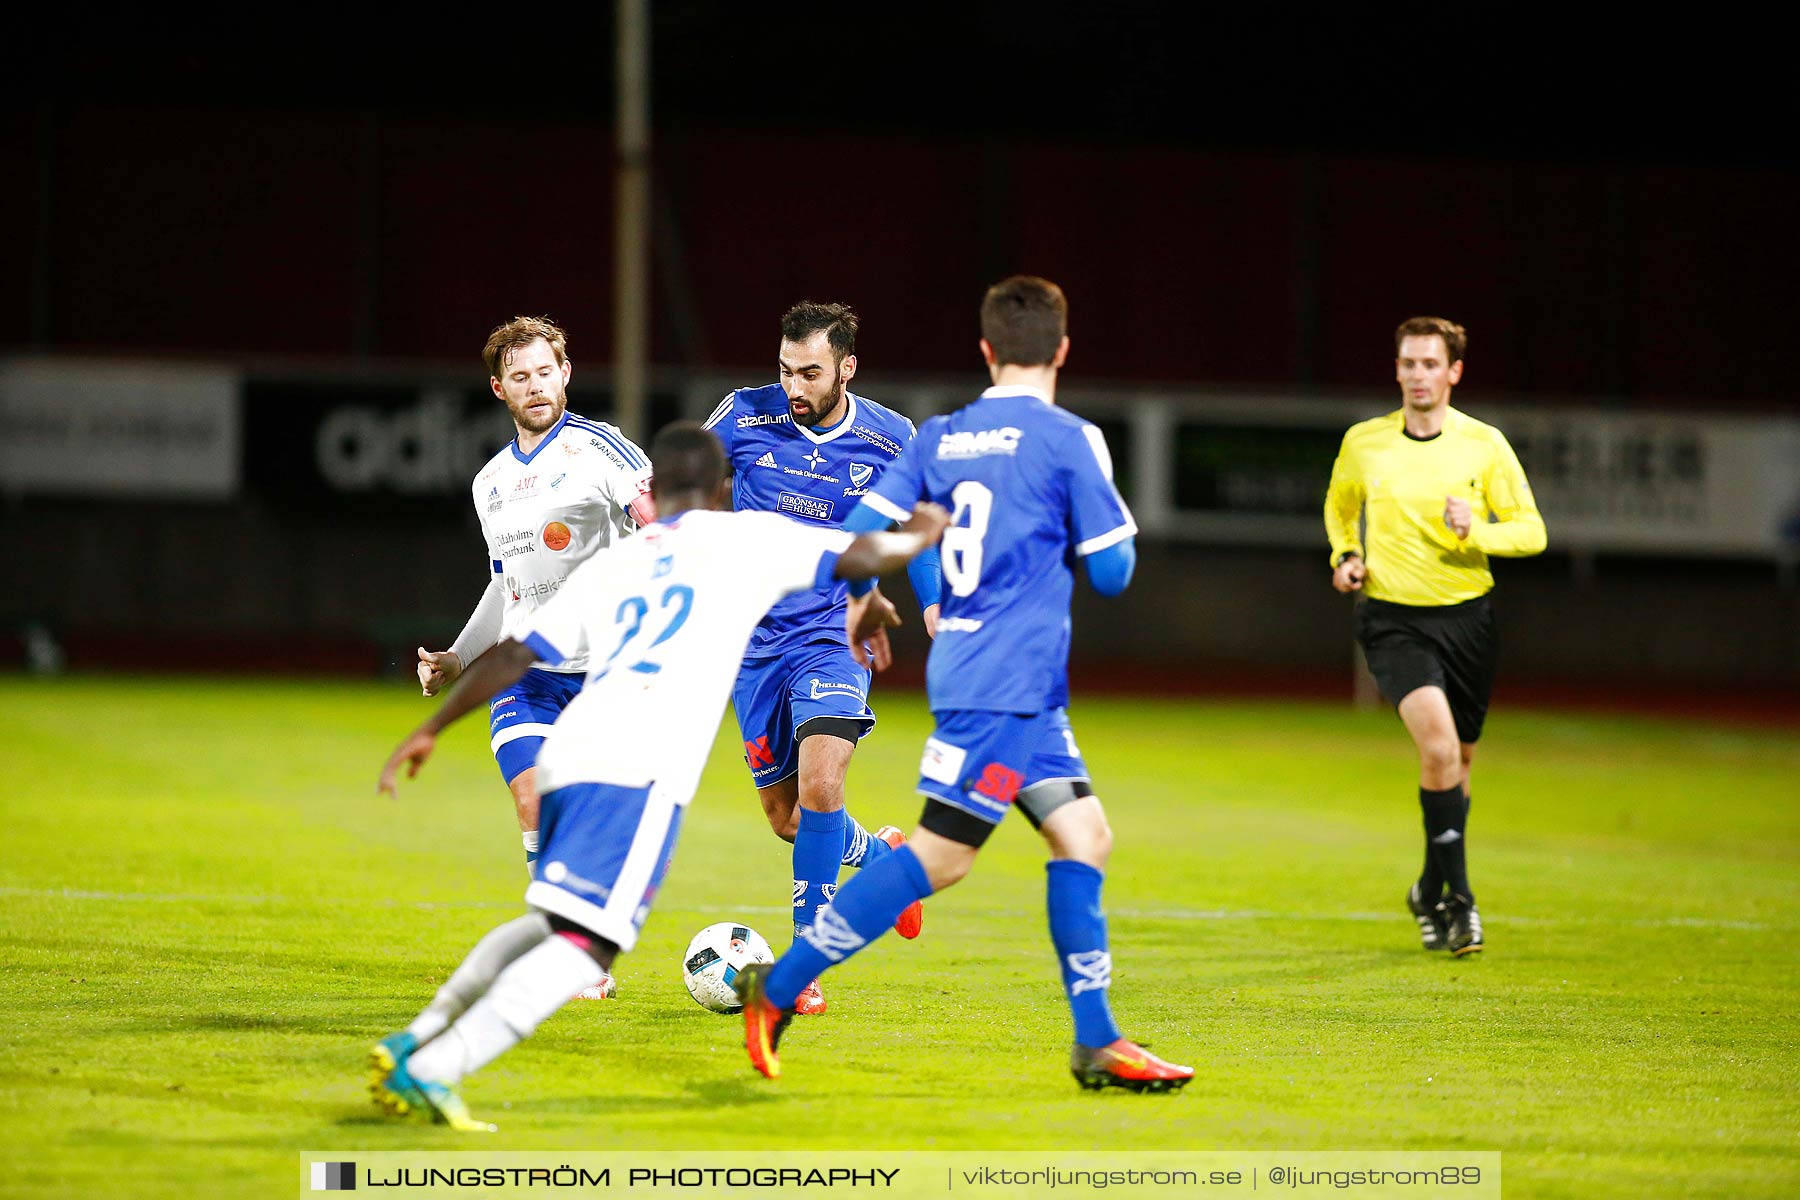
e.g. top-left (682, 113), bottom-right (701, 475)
top-left (738, 277), bottom-right (1193, 1092)
top-left (702, 302), bottom-right (942, 1015)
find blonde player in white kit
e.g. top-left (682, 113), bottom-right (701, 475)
top-left (370, 422), bottom-right (948, 1131)
top-left (416, 316), bottom-right (655, 887)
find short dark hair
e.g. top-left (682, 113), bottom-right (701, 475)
top-left (780, 301), bottom-right (858, 364)
top-left (1394, 316), bottom-right (1468, 364)
top-left (980, 276), bottom-right (1067, 367)
top-left (649, 420), bottom-right (727, 496)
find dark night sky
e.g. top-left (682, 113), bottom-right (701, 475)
top-left (11, 6), bottom-right (1791, 169)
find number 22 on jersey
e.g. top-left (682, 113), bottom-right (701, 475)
top-left (598, 584), bottom-right (695, 676)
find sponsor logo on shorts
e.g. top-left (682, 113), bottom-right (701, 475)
top-left (809, 678), bottom-right (865, 702)
top-left (543, 521), bottom-right (572, 551)
top-left (778, 492), bottom-right (835, 521)
top-left (489, 694), bottom-right (517, 709)
top-left (937, 616), bottom-right (984, 633)
top-left (848, 462), bottom-right (875, 489)
top-left (745, 735), bottom-right (776, 771)
top-left (542, 860), bottom-right (612, 901)
top-left (937, 427), bottom-right (1023, 460)
top-left (973, 762), bottom-right (1025, 805)
top-left (920, 737), bottom-right (966, 786)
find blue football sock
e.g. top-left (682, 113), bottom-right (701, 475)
top-left (791, 807), bottom-right (847, 936)
top-left (767, 845), bottom-right (932, 1010)
top-left (1047, 859), bottom-right (1122, 1049)
top-left (841, 814), bottom-right (892, 868)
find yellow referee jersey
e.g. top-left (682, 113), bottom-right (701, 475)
top-left (1324, 407), bottom-right (1547, 606)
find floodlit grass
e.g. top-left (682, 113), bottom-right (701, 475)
top-left (1, 676), bottom-right (1796, 1198)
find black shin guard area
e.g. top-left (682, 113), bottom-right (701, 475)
top-left (919, 798), bottom-right (996, 848)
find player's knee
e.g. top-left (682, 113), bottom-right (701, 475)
top-left (765, 806), bottom-right (799, 841)
top-left (1046, 814), bottom-right (1111, 868)
top-left (927, 856), bottom-right (973, 890)
top-left (1418, 738), bottom-right (1461, 779)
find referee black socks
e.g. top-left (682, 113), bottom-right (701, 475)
top-left (1419, 786), bottom-right (1473, 904)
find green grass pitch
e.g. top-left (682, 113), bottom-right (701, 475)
top-left (1, 675), bottom-right (1796, 1198)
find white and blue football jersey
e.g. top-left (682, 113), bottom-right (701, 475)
top-left (462, 411), bottom-right (655, 673)
top-left (703, 384), bottom-right (919, 658)
top-left (858, 385), bottom-right (1135, 713)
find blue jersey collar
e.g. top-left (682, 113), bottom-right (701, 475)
top-left (795, 392), bottom-right (861, 444)
top-left (510, 409), bottom-right (571, 464)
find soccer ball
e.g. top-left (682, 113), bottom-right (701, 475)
top-left (680, 922), bottom-right (774, 1013)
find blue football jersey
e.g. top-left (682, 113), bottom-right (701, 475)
top-left (859, 385), bottom-right (1136, 712)
top-left (703, 384), bottom-right (920, 658)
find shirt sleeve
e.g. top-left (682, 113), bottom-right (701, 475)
top-left (701, 390), bottom-right (737, 460)
top-left (448, 577), bottom-right (506, 665)
top-left (1470, 428), bottom-right (1548, 557)
top-left (860, 430), bottom-right (929, 525)
top-left (1066, 422), bottom-right (1137, 557)
top-left (1323, 431), bottom-right (1365, 565)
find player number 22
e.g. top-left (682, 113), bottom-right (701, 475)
top-left (599, 584), bottom-right (695, 676)
top-left (941, 481), bottom-right (993, 598)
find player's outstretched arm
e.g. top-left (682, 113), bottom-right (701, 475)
top-left (837, 503), bottom-right (950, 668)
top-left (378, 638), bottom-right (538, 797)
top-left (836, 502), bottom-right (950, 584)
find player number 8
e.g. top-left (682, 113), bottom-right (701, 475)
top-left (941, 481), bottom-right (993, 598)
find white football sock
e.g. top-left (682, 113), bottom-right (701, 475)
top-left (408, 934), bottom-right (602, 1086)
top-left (405, 912), bottom-right (552, 1045)
top-left (522, 829), bottom-right (539, 855)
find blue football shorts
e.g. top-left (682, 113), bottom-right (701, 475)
top-left (523, 781), bottom-right (685, 954)
top-left (916, 707), bottom-right (1090, 826)
top-left (488, 668), bottom-right (584, 784)
top-left (731, 642), bottom-right (874, 788)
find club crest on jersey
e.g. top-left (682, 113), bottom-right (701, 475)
top-left (849, 462), bottom-right (874, 489)
top-left (550, 473), bottom-right (566, 489)
top-left (937, 427), bottom-right (1023, 459)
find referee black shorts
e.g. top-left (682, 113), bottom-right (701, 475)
top-left (1355, 594), bottom-right (1499, 743)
